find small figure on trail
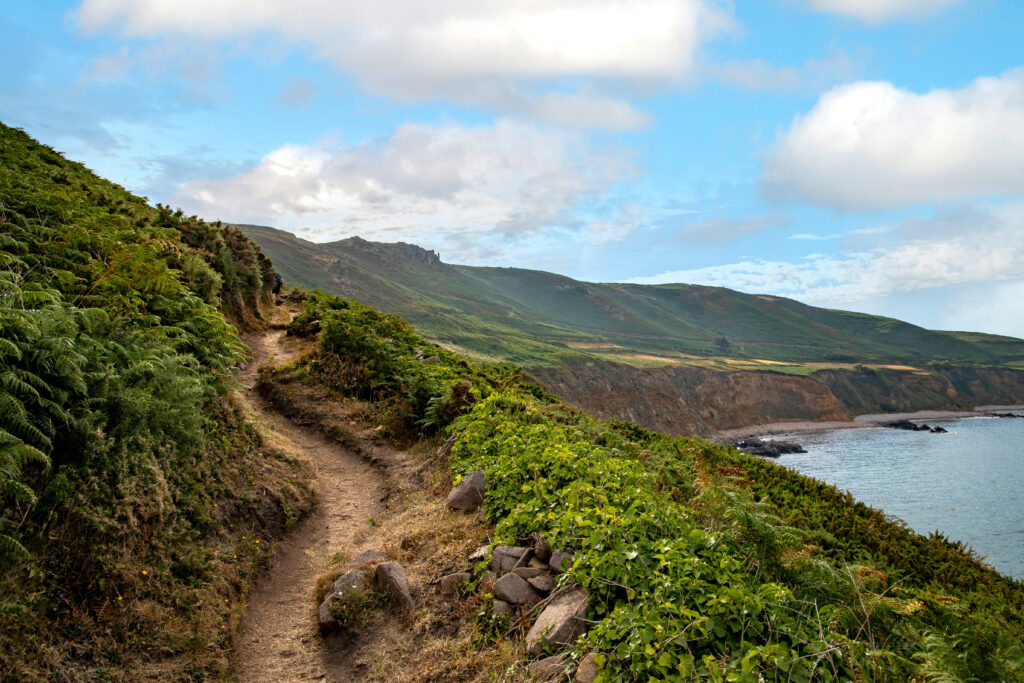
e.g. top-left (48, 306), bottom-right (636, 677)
top-left (272, 273), bottom-right (283, 295)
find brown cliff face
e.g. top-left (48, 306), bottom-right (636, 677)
top-left (531, 359), bottom-right (1024, 437)
top-left (531, 360), bottom-right (849, 437)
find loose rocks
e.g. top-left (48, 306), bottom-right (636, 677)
top-left (526, 589), bottom-right (589, 656)
top-left (529, 653), bottom-right (570, 681)
top-left (317, 569), bottom-right (368, 634)
top-left (375, 561), bottom-right (415, 612)
top-left (491, 545), bottom-right (530, 575)
top-left (439, 572), bottom-right (471, 599)
top-left (575, 652), bottom-right (600, 683)
top-left (493, 572), bottom-right (542, 605)
top-left (447, 470), bottom-right (486, 512)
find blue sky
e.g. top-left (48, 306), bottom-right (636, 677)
top-left (4, 0), bottom-right (1024, 337)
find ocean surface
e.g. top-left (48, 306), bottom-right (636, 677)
top-left (773, 416), bottom-right (1024, 579)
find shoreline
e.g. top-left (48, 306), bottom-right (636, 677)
top-left (713, 406), bottom-right (1023, 440)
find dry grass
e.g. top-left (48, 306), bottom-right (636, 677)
top-left (331, 476), bottom-right (531, 682)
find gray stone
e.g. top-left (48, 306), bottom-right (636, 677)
top-left (549, 550), bottom-right (574, 575)
top-left (468, 544), bottom-right (489, 562)
top-left (534, 537), bottom-right (553, 563)
top-left (479, 570), bottom-right (497, 587)
top-left (512, 567), bottom-right (547, 580)
top-left (375, 561), bottom-right (415, 612)
top-left (447, 470), bottom-right (486, 512)
top-left (528, 556), bottom-right (549, 570)
top-left (439, 572), bottom-right (471, 599)
top-left (422, 355), bottom-right (441, 365)
top-left (525, 589), bottom-right (589, 656)
top-left (491, 545), bottom-right (530, 575)
top-left (529, 653), bottom-right (570, 681)
top-left (492, 599), bottom-right (514, 618)
top-left (575, 652), bottom-right (600, 683)
top-left (527, 574), bottom-right (555, 594)
top-left (492, 572), bottom-right (541, 605)
top-left (317, 569), bottom-right (368, 634)
top-left (350, 549), bottom-right (385, 565)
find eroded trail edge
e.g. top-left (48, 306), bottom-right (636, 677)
top-left (233, 324), bottom-right (385, 682)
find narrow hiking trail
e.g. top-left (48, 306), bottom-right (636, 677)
top-left (233, 317), bottom-right (385, 682)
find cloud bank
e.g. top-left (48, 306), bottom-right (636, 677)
top-left (763, 70), bottom-right (1024, 210)
top-left (807, 0), bottom-right (959, 23)
top-left (628, 203), bottom-right (1024, 307)
top-left (174, 120), bottom-right (635, 244)
top-left (75, 0), bottom-right (733, 129)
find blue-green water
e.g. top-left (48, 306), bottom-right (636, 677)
top-left (773, 417), bottom-right (1024, 579)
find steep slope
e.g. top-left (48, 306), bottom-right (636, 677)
top-left (241, 226), bottom-right (1024, 434)
top-left (0, 124), bottom-right (312, 680)
top-left (242, 225), bottom-right (1024, 367)
top-left (269, 290), bottom-right (1024, 682)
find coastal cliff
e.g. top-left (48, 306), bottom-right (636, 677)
top-left (532, 359), bottom-right (1024, 436)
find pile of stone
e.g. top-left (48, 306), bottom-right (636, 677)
top-left (317, 549), bottom-right (415, 635)
top-left (443, 470), bottom-right (602, 682)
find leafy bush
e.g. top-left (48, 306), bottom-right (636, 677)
top-left (0, 122), bottom-right (307, 678)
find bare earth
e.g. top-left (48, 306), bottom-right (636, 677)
top-left (234, 320), bottom-right (384, 683)
top-left (714, 408), bottom-right (1016, 439)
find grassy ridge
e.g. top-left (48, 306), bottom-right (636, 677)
top-left (0, 123), bottom-right (312, 680)
top-left (241, 225), bottom-right (1024, 368)
top-left (289, 290), bottom-right (1024, 682)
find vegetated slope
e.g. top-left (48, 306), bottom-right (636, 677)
top-left (240, 225), bottom-right (1024, 368)
top-left (0, 123), bottom-right (312, 680)
top-left (283, 290), bottom-right (1024, 682)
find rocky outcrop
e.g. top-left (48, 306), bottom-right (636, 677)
top-left (525, 589), bottom-right (589, 656)
top-left (375, 561), bottom-right (415, 612)
top-left (447, 470), bottom-right (486, 512)
top-left (317, 569), bottom-right (369, 634)
top-left (531, 360), bottom-right (849, 436)
top-left (728, 437), bottom-right (806, 458)
top-left (532, 357), bottom-right (1024, 437)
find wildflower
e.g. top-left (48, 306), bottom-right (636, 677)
top-left (141, 570), bottom-right (148, 575)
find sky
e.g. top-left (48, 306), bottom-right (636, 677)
top-left (4, 0), bottom-right (1024, 338)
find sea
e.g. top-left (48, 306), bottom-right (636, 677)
top-left (772, 415), bottom-right (1024, 580)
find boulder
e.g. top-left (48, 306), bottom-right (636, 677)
top-left (534, 537), bottom-right (553, 563)
top-left (493, 572), bottom-right (542, 605)
top-left (526, 589), bottom-right (589, 656)
top-left (575, 652), bottom-right (600, 683)
top-left (439, 572), bottom-right (471, 599)
top-left (317, 569), bottom-right (368, 634)
top-left (528, 556), bottom-right (549, 570)
top-left (549, 551), bottom-right (574, 575)
top-left (447, 470), bottom-right (486, 512)
top-left (375, 561), bottom-right (415, 612)
top-left (491, 545), bottom-right (530, 575)
top-left (528, 574), bottom-right (555, 594)
top-left (492, 599), bottom-right (514, 618)
top-left (350, 549), bottom-right (386, 565)
top-left (529, 653), bottom-right (570, 681)
top-left (512, 567), bottom-right (547, 580)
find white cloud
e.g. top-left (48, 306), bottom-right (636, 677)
top-left (763, 70), bottom-right (1024, 210)
top-left (627, 203), bottom-right (1024, 308)
top-left (709, 50), bottom-right (862, 93)
top-left (677, 214), bottom-right (780, 243)
top-left (807, 0), bottom-right (958, 23)
top-left (174, 120), bottom-right (636, 245)
top-left (74, 0), bottom-right (733, 128)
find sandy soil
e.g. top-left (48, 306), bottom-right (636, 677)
top-left (714, 407), bottom-right (1021, 440)
top-left (233, 317), bottom-right (386, 683)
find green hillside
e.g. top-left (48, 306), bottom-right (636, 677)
top-left (0, 124), bottom-right (310, 679)
top-left (281, 290), bottom-right (1024, 681)
top-left (241, 225), bottom-right (1024, 369)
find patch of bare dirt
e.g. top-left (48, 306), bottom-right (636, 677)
top-left (233, 310), bottom-right (402, 682)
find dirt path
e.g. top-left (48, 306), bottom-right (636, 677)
top-left (233, 321), bottom-right (386, 682)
